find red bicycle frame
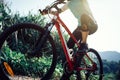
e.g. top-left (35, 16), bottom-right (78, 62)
top-left (52, 13), bottom-right (95, 71)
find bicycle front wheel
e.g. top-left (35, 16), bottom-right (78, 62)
top-left (0, 23), bottom-right (57, 80)
top-left (78, 48), bottom-right (103, 80)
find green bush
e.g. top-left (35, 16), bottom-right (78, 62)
top-left (1, 46), bottom-right (53, 77)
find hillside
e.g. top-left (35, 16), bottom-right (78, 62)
top-left (99, 51), bottom-right (120, 62)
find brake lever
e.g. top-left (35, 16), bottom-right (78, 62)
top-left (39, 9), bottom-right (48, 15)
top-left (39, 9), bottom-right (42, 14)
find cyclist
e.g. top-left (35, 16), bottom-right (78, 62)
top-left (50, 0), bottom-right (98, 79)
top-left (51, 0), bottom-right (98, 51)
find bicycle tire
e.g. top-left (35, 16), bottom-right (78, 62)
top-left (0, 23), bottom-right (57, 80)
top-left (77, 48), bottom-right (103, 80)
top-left (60, 48), bottom-right (103, 80)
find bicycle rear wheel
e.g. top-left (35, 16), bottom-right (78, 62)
top-left (78, 48), bottom-right (103, 80)
top-left (0, 23), bottom-right (57, 80)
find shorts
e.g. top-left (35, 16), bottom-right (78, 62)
top-left (80, 14), bottom-right (98, 35)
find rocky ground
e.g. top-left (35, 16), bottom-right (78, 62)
top-left (9, 76), bottom-right (40, 80)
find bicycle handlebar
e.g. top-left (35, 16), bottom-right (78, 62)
top-left (39, 0), bottom-right (66, 15)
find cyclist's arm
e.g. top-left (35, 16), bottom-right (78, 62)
top-left (42, 1), bottom-right (70, 15)
top-left (60, 1), bottom-right (69, 12)
top-left (49, 1), bottom-right (69, 15)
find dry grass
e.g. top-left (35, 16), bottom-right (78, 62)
top-left (9, 76), bottom-right (41, 80)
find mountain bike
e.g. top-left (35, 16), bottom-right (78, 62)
top-left (0, 0), bottom-right (103, 80)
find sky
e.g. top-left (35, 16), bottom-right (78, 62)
top-left (5, 0), bottom-right (120, 52)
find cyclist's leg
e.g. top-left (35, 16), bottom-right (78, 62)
top-left (67, 27), bottom-right (82, 49)
top-left (78, 14), bottom-right (98, 50)
top-left (62, 28), bottom-right (82, 80)
top-left (67, 14), bottom-right (90, 49)
top-left (63, 15), bottom-right (90, 80)
top-left (80, 14), bottom-right (90, 47)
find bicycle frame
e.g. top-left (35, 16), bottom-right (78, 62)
top-left (53, 14), bottom-right (78, 70)
top-left (50, 13), bottom-right (96, 71)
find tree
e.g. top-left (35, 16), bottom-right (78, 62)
top-left (0, 0), bottom-right (11, 29)
top-left (115, 61), bottom-right (120, 80)
top-left (0, 0), bottom-right (47, 52)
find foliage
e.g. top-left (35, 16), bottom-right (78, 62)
top-left (103, 60), bottom-right (120, 80)
top-left (104, 73), bottom-right (116, 80)
top-left (52, 61), bottom-right (63, 79)
top-left (115, 69), bottom-right (120, 80)
top-left (51, 31), bottom-right (69, 63)
top-left (1, 46), bottom-right (52, 77)
top-left (0, 0), bottom-right (46, 34)
top-left (0, 0), bottom-right (11, 21)
top-left (3, 1), bottom-right (120, 80)
top-left (0, 0), bottom-right (10, 33)
top-left (0, 2), bottom-right (65, 79)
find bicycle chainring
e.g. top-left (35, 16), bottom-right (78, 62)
top-left (63, 61), bottom-right (73, 74)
